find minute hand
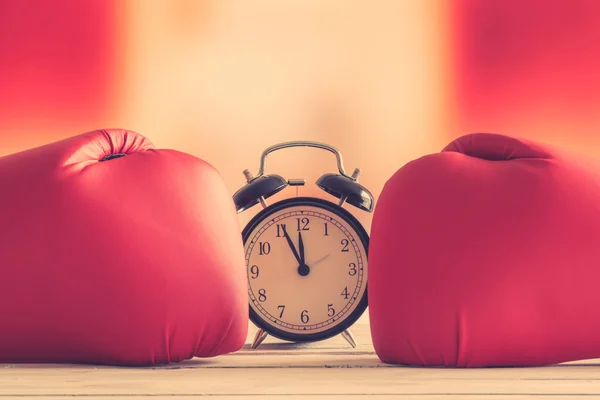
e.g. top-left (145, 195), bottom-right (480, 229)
top-left (282, 228), bottom-right (302, 265)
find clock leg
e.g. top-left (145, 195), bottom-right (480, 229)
top-left (341, 329), bottom-right (357, 348)
top-left (250, 328), bottom-right (269, 349)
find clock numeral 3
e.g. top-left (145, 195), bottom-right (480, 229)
top-left (297, 217), bottom-right (310, 231)
top-left (301, 309), bottom-right (309, 324)
top-left (341, 287), bottom-right (349, 299)
top-left (348, 262), bottom-right (357, 276)
top-left (259, 242), bottom-right (271, 255)
top-left (341, 239), bottom-right (349, 252)
top-left (277, 305), bottom-right (285, 318)
top-left (250, 265), bottom-right (259, 279)
top-left (327, 303), bottom-right (335, 317)
top-left (258, 288), bottom-right (267, 302)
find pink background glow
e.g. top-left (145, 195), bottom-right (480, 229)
top-left (2, 0), bottom-right (599, 228)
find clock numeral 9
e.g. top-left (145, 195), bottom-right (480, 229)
top-left (341, 239), bottom-right (349, 252)
top-left (258, 288), bottom-right (267, 302)
top-left (259, 241), bottom-right (271, 255)
top-left (300, 309), bottom-right (309, 324)
top-left (348, 262), bottom-right (357, 276)
top-left (341, 287), bottom-right (349, 299)
top-left (327, 303), bottom-right (335, 317)
top-left (277, 305), bottom-right (285, 318)
top-left (297, 217), bottom-right (310, 231)
top-left (250, 265), bottom-right (259, 279)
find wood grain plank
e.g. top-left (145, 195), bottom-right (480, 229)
top-left (3, 396), bottom-right (599, 400)
top-left (2, 367), bottom-right (600, 396)
top-left (2, 317), bottom-right (600, 397)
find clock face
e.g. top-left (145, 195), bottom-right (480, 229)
top-left (243, 197), bottom-right (369, 342)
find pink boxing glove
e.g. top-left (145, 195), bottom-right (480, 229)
top-left (368, 133), bottom-right (600, 367)
top-left (0, 129), bottom-right (248, 365)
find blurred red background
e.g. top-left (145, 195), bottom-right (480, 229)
top-left (2, 0), bottom-right (599, 228)
top-left (450, 0), bottom-right (600, 155)
top-left (0, 0), bottom-right (122, 148)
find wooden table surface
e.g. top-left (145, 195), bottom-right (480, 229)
top-left (2, 314), bottom-right (600, 399)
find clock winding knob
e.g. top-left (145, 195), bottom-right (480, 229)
top-left (243, 169), bottom-right (254, 183)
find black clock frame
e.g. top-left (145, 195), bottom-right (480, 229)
top-left (242, 196), bottom-right (370, 343)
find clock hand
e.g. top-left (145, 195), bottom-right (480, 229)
top-left (296, 231), bottom-right (311, 276)
top-left (281, 226), bottom-right (302, 266)
top-left (298, 231), bottom-right (306, 266)
top-left (308, 254), bottom-right (330, 268)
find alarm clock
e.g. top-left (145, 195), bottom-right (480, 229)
top-left (232, 141), bottom-right (374, 349)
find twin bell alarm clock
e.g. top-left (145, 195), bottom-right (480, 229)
top-left (232, 141), bottom-right (374, 349)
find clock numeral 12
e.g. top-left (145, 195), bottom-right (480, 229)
top-left (297, 217), bottom-right (310, 231)
top-left (324, 222), bottom-right (329, 236)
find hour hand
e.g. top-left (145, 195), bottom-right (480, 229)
top-left (298, 231), bottom-right (305, 266)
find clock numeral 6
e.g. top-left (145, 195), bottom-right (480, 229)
top-left (301, 309), bottom-right (309, 324)
top-left (258, 288), bottom-right (267, 302)
top-left (327, 303), bottom-right (335, 317)
top-left (250, 265), bottom-right (259, 279)
top-left (277, 305), bottom-right (285, 318)
top-left (348, 262), bottom-right (357, 276)
top-left (341, 239), bottom-right (349, 252)
top-left (259, 241), bottom-right (271, 255)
